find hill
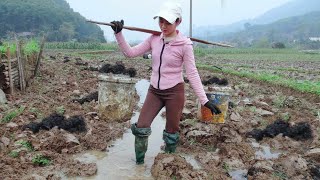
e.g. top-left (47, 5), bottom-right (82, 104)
top-left (193, 0), bottom-right (320, 39)
top-left (0, 0), bottom-right (105, 42)
top-left (215, 11), bottom-right (320, 48)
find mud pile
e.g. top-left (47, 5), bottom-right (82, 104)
top-left (151, 153), bottom-right (208, 180)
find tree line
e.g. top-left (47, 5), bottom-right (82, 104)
top-left (210, 11), bottom-right (320, 49)
top-left (0, 0), bottom-right (106, 42)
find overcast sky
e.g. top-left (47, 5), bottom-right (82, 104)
top-left (65, 0), bottom-right (292, 42)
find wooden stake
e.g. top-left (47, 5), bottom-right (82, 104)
top-left (7, 47), bottom-right (13, 95)
top-left (34, 35), bottom-right (46, 77)
top-left (15, 35), bottom-right (26, 92)
top-left (86, 20), bottom-right (234, 48)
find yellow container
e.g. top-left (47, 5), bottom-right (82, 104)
top-left (197, 87), bottom-right (231, 123)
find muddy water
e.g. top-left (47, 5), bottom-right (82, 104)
top-left (251, 142), bottom-right (281, 160)
top-left (70, 80), bottom-right (165, 179)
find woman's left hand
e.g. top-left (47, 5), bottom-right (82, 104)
top-left (204, 101), bottom-right (221, 115)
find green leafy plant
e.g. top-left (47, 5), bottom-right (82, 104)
top-left (281, 112), bottom-right (291, 122)
top-left (1, 106), bottom-right (25, 123)
top-left (29, 107), bottom-right (43, 119)
top-left (56, 106), bottom-right (65, 115)
top-left (222, 162), bottom-right (230, 172)
top-left (272, 96), bottom-right (287, 108)
top-left (0, 42), bottom-right (16, 55)
top-left (249, 106), bottom-right (257, 113)
top-left (188, 138), bottom-right (196, 145)
top-left (32, 154), bottom-right (51, 166)
top-left (182, 119), bottom-right (197, 127)
top-left (9, 151), bottom-right (19, 158)
top-left (24, 39), bottom-right (40, 56)
top-left (272, 171), bottom-right (287, 180)
top-left (18, 140), bottom-right (34, 151)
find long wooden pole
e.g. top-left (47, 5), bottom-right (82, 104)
top-left (190, 0), bottom-right (192, 38)
top-left (86, 20), bottom-right (234, 48)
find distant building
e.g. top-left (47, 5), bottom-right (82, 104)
top-left (309, 37), bottom-right (320, 42)
top-left (17, 32), bottom-right (34, 37)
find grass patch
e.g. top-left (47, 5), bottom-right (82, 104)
top-left (9, 151), bottom-right (19, 158)
top-left (17, 140), bottom-right (34, 151)
top-left (188, 138), bottom-right (197, 146)
top-left (29, 107), bottom-right (43, 119)
top-left (194, 47), bottom-right (320, 61)
top-left (0, 42), bottom-right (16, 55)
top-left (272, 171), bottom-right (287, 180)
top-left (198, 64), bottom-right (320, 95)
top-left (281, 112), bottom-right (291, 122)
top-left (1, 106), bottom-right (25, 123)
top-left (222, 162), bottom-right (230, 172)
top-left (32, 154), bottom-right (51, 166)
top-left (181, 119), bottom-right (198, 127)
top-left (272, 95), bottom-right (287, 108)
top-left (45, 42), bottom-right (118, 50)
top-left (24, 39), bottom-right (40, 56)
top-left (56, 106), bottom-right (65, 115)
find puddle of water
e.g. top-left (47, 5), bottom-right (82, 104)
top-left (251, 142), bottom-right (281, 160)
top-left (229, 169), bottom-right (248, 180)
top-left (180, 154), bottom-right (202, 170)
top-left (68, 80), bottom-right (165, 180)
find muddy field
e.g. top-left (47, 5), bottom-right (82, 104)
top-left (0, 49), bottom-right (320, 180)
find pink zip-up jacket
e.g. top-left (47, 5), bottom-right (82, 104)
top-left (115, 31), bottom-right (209, 105)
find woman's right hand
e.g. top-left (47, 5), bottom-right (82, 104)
top-left (110, 20), bottom-right (124, 34)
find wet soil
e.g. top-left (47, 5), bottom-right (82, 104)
top-left (0, 49), bottom-right (319, 179)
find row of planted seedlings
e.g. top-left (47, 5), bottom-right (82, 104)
top-left (192, 46), bottom-right (320, 96)
top-left (44, 42), bottom-right (118, 50)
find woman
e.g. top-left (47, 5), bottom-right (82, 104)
top-left (111, 1), bottom-right (221, 165)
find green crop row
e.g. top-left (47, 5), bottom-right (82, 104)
top-left (198, 64), bottom-right (320, 95)
top-left (45, 42), bottom-right (118, 50)
top-left (0, 40), bottom-right (40, 57)
top-left (194, 47), bottom-right (320, 61)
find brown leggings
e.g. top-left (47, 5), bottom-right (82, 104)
top-left (137, 83), bottom-right (185, 133)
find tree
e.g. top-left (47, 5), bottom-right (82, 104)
top-left (0, 0), bottom-right (105, 42)
top-left (58, 22), bottom-right (75, 41)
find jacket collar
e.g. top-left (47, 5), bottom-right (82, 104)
top-left (159, 30), bottom-right (192, 46)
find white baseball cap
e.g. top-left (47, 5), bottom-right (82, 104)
top-left (153, 1), bottom-right (182, 24)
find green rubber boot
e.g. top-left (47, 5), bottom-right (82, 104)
top-left (163, 130), bottom-right (180, 153)
top-left (131, 123), bottom-right (151, 165)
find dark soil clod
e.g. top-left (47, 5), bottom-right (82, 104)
top-left (73, 91), bottom-right (98, 104)
top-left (23, 113), bottom-right (87, 133)
top-left (99, 62), bottom-right (137, 77)
top-left (247, 119), bottom-right (313, 141)
top-left (202, 76), bottom-right (228, 86)
top-left (125, 68), bottom-right (137, 77)
top-left (309, 164), bottom-right (320, 180)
